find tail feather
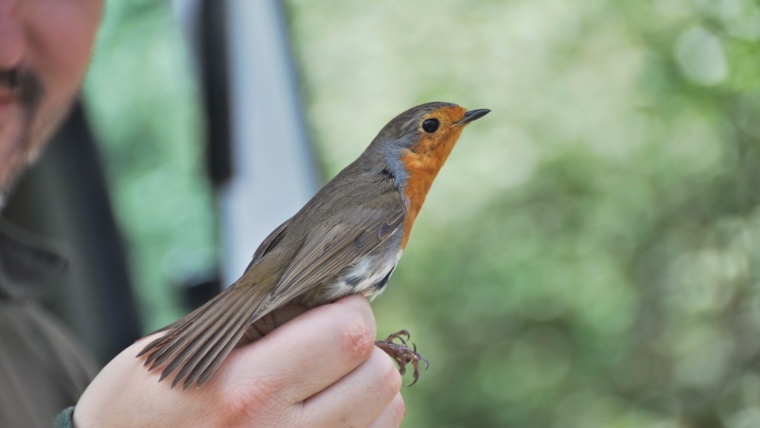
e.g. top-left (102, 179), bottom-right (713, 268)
top-left (160, 292), bottom-right (250, 385)
top-left (172, 292), bottom-right (258, 388)
top-left (180, 292), bottom-right (266, 388)
top-left (138, 283), bottom-right (273, 389)
top-left (137, 291), bottom-right (227, 360)
top-left (145, 293), bottom-right (233, 372)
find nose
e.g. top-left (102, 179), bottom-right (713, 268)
top-left (0, 0), bottom-right (25, 69)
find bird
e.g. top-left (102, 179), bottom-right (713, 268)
top-left (137, 101), bottom-right (490, 389)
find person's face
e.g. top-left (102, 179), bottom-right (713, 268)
top-left (0, 0), bottom-right (102, 195)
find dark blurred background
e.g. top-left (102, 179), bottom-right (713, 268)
top-left (8, 0), bottom-right (760, 427)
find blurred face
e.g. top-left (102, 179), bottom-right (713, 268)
top-left (0, 0), bottom-right (102, 197)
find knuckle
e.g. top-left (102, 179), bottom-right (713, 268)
top-left (337, 311), bottom-right (375, 360)
top-left (224, 376), bottom-right (287, 425)
top-left (378, 351), bottom-right (403, 395)
top-left (389, 393), bottom-right (407, 424)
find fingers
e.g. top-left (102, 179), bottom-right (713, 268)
top-left (117, 295), bottom-right (404, 427)
top-left (368, 393), bottom-right (406, 428)
top-left (218, 294), bottom-right (377, 403)
top-left (302, 347), bottom-right (403, 427)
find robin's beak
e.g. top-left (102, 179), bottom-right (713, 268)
top-left (457, 109), bottom-right (491, 125)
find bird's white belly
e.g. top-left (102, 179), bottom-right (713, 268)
top-left (323, 250), bottom-right (403, 302)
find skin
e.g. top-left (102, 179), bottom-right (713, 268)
top-left (0, 0), bottom-right (404, 426)
top-left (76, 296), bottom-right (405, 427)
top-left (0, 0), bottom-right (102, 194)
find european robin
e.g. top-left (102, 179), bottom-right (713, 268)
top-left (138, 101), bottom-right (490, 388)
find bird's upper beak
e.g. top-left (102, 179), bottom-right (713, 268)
top-left (457, 109), bottom-right (491, 125)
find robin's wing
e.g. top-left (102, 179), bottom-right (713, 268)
top-left (245, 217), bottom-right (291, 272)
top-left (264, 205), bottom-right (405, 310)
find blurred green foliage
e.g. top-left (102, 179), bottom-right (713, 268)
top-left (85, 0), bottom-right (760, 426)
top-left (288, 0), bottom-right (760, 427)
top-left (83, 1), bottom-right (215, 329)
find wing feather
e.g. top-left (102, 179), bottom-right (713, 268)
top-left (266, 207), bottom-right (404, 309)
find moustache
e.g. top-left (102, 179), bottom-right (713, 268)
top-left (0, 68), bottom-right (44, 114)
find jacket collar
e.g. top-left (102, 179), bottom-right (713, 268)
top-left (0, 222), bottom-right (68, 299)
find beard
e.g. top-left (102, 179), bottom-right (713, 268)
top-left (0, 67), bottom-right (45, 207)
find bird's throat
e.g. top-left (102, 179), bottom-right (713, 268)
top-left (398, 127), bottom-right (464, 247)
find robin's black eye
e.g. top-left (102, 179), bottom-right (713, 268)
top-left (422, 118), bottom-right (440, 133)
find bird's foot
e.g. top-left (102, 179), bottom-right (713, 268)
top-left (375, 329), bottom-right (429, 386)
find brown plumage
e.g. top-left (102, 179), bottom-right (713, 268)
top-left (137, 101), bottom-right (490, 388)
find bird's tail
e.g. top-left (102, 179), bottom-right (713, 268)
top-left (136, 283), bottom-right (269, 389)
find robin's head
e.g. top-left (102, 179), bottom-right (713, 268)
top-left (363, 101), bottom-right (489, 246)
top-left (367, 101), bottom-right (489, 181)
top-left (372, 102), bottom-right (489, 152)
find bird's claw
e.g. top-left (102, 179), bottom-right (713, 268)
top-left (375, 329), bottom-right (429, 386)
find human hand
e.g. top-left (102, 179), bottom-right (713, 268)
top-left (73, 295), bottom-right (405, 427)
